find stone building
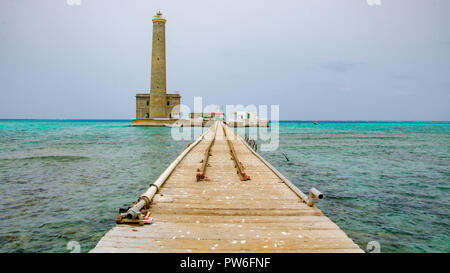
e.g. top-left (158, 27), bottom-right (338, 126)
top-left (189, 112), bottom-right (225, 121)
top-left (135, 93), bottom-right (180, 119)
top-left (133, 11), bottom-right (181, 125)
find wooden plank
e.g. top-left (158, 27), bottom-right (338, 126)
top-left (148, 215), bottom-right (337, 224)
top-left (96, 238), bottom-right (361, 251)
top-left (148, 208), bottom-right (323, 216)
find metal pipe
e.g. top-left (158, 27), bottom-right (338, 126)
top-left (126, 200), bottom-right (145, 219)
top-left (306, 187), bottom-right (324, 206)
top-left (196, 121), bottom-right (218, 181)
top-left (222, 122), bottom-right (250, 181)
top-left (310, 187), bottom-right (323, 199)
top-left (125, 126), bottom-right (211, 219)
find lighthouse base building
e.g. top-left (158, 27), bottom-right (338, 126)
top-left (135, 93), bottom-right (181, 120)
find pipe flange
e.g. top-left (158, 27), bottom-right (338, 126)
top-left (149, 183), bottom-right (160, 191)
top-left (139, 196), bottom-right (152, 209)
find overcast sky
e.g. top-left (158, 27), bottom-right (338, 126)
top-left (0, 0), bottom-right (449, 120)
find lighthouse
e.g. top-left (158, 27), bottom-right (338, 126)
top-left (133, 11), bottom-right (181, 125)
top-left (149, 11), bottom-right (168, 118)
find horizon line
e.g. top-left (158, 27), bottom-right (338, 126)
top-left (0, 119), bottom-right (449, 123)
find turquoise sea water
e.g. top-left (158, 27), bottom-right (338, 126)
top-left (0, 120), bottom-right (448, 253)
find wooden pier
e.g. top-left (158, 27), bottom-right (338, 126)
top-left (91, 122), bottom-right (363, 253)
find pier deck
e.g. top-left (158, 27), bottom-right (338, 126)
top-left (91, 122), bottom-right (363, 253)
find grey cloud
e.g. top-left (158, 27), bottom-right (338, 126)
top-left (319, 61), bottom-right (361, 73)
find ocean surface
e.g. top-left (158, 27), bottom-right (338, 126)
top-left (0, 120), bottom-right (448, 253)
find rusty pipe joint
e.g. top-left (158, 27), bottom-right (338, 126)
top-left (306, 187), bottom-right (324, 206)
top-left (126, 206), bottom-right (141, 220)
top-left (196, 172), bottom-right (205, 181)
top-left (125, 196), bottom-right (150, 220)
top-left (240, 171), bottom-right (250, 181)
